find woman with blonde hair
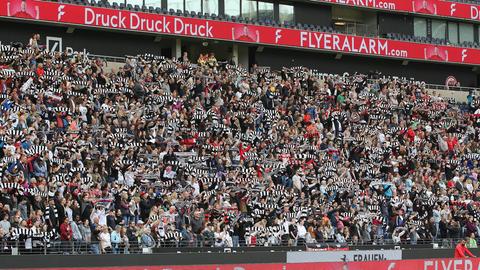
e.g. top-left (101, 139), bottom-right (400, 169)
top-left (99, 226), bottom-right (112, 253)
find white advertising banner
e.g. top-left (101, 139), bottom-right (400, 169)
top-left (287, 250), bottom-right (403, 263)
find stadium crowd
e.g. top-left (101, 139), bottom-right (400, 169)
top-left (0, 34), bottom-right (479, 254)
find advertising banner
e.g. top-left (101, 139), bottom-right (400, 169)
top-left (317, 0), bottom-right (480, 22)
top-left (287, 258), bottom-right (480, 270)
top-left (16, 258), bottom-right (480, 270)
top-left (1, 0), bottom-right (480, 65)
top-left (287, 250), bottom-right (403, 263)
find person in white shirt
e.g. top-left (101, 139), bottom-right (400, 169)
top-left (124, 168), bottom-right (135, 187)
top-left (297, 219), bottom-right (307, 245)
top-left (99, 226), bottom-right (112, 253)
top-left (292, 170), bottom-right (304, 192)
top-left (222, 226), bottom-right (233, 248)
top-left (0, 214), bottom-right (11, 233)
top-left (90, 205), bottom-right (107, 226)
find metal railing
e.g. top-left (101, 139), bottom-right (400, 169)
top-left (334, 22), bottom-right (378, 38)
top-left (0, 240), bottom-right (145, 255)
top-left (0, 237), bottom-right (470, 255)
top-left (424, 83), bottom-right (479, 93)
top-left (364, 78), bottom-right (480, 93)
top-left (90, 54), bottom-right (126, 63)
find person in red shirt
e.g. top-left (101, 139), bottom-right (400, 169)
top-left (36, 63), bottom-right (44, 78)
top-left (60, 217), bottom-right (72, 241)
top-left (455, 238), bottom-right (476, 258)
top-left (59, 217), bottom-right (73, 253)
top-left (238, 142), bottom-right (251, 161)
top-left (446, 135), bottom-right (458, 152)
top-left (406, 128), bottom-right (415, 142)
top-left (232, 25), bottom-right (260, 43)
top-left (7, 0), bottom-right (39, 19)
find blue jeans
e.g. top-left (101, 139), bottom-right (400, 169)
top-left (112, 244), bottom-right (119, 254)
top-left (232, 236), bottom-right (239, 247)
top-left (123, 215), bottom-right (130, 226)
top-left (90, 243), bottom-right (100, 255)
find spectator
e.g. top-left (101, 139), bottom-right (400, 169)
top-left (71, 217), bottom-right (83, 253)
top-left (120, 226), bottom-right (130, 254)
top-left (207, 53), bottom-right (218, 69)
top-left (110, 225), bottom-right (121, 254)
top-left (99, 226), bottom-right (112, 254)
top-left (78, 219), bottom-right (91, 249)
top-left (467, 233), bottom-right (478, 248)
top-left (28, 33), bottom-right (40, 49)
top-left (197, 53), bottom-right (208, 66)
top-left (90, 218), bottom-right (101, 255)
top-left (140, 228), bottom-right (155, 249)
top-left (126, 221), bottom-right (138, 248)
top-left (33, 158), bottom-right (48, 178)
top-left (179, 51), bottom-right (189, 63)
top-left (0, 214), bottom-right (10, 233)
top-left (0, 38), bottom-right (479, 254)
top-left (306, 226), bottom-right (317, 244)
top-left (59, 218), bottom-right (72, 254)
top-left (297, 219), bottom-right (307, 246)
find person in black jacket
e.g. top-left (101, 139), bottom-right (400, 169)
top-left (439, 217), bottom-right (449, 239)
top-left (139, 193), bottom-right (152, 222)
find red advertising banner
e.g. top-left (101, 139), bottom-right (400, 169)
top-left (16, 258), bottom-right (480, 270)
top-left (287, 258), bottom-right (480, 270)
top-left (1, 0), bottom-right (480, 65)
top-left (317, 0), bottom-right (480, 22)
